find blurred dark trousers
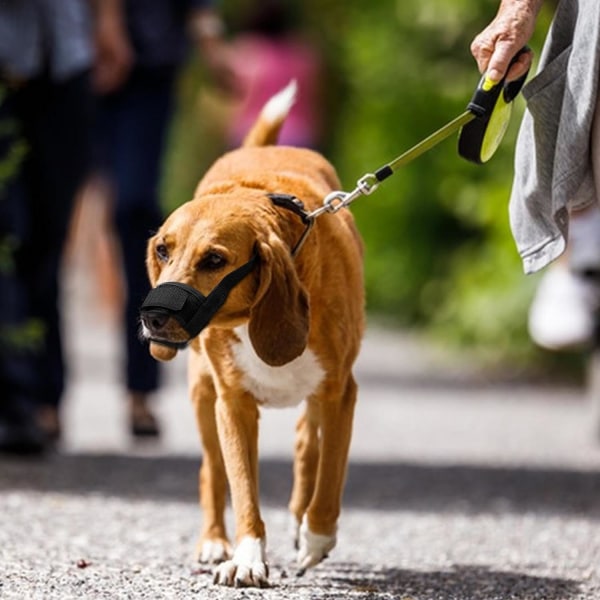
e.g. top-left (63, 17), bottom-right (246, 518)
top-left (95, 69), bottom-right (176, 394)
top-left (0, 71), bottom-right (92, 410)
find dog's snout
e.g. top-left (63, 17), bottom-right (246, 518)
top-left (142, 310), bottom-right (169, 331)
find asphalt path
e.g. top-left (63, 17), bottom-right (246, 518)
top-left (2, 262), bottom-right (600, 599)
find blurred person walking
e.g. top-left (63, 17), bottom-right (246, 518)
top-left (0, 0), bottom-right (131, 453)
top-left (86, 0), bottom-right (231, 437)
top-left (471, 0), bottom-right (600, 351)
top-left (225, 0), bottom-right (324, 150)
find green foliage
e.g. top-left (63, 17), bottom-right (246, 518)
top-left (162, 0), bottom-right (559, 365)
top-left (0, 233), bottom-right (18, 274)
top-left (0, 319), bottom-right (45, 354)
top-left (0, 85), bottom-right (44, 353)
top-left (0, 87), bottom-right (27, 276)
top-left (0, 134), bottom-right (26, 194)
top-left (0, 136), bottom-right (28, 308)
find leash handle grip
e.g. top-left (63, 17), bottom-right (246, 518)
top-left (467, 46), bottom-right (530, 118)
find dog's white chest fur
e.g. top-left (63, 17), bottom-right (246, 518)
top-left (231, 325), bottom-right (324, 407)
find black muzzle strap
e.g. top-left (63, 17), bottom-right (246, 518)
top-left (141, 251), bottom-right (258, 348)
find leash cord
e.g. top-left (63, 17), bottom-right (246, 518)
top-left (306, 110), bottom-right (475, 221)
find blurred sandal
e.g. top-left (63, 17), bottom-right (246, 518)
top-left (129, 392), bottom-right (161, 437)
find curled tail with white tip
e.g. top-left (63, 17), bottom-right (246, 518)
top-left (242, 80), bottom-right (297, 148)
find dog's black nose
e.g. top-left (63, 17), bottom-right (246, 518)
top-left (142, 311), bottom-right (169, 331)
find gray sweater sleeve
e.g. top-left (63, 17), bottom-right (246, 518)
top-left (509, 0), bottom-right (600, 273)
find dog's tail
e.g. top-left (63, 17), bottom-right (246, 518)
top-left (242, 80), bottom-right (297, 148)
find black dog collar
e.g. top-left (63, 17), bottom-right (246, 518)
top-left (267, 192), bottom-right (314, 257)
top-left (141, 251), bottom-right (258, 349)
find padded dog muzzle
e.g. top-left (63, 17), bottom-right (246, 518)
top-left (140, 252), bottom-right (258, 349)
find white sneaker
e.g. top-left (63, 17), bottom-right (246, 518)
top-left (528, 264), bottom-right (600, 350)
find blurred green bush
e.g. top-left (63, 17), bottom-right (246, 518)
top-left (0, 85), bottom-right (43, 353)
top-left (161, 0), bottom-right (561, 366)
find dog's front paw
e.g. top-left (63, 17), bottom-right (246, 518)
top-left (296, 516), bottom-right (336, 575)
top-left (213, 536), bottom-right (269, 588)
top-left (197, 538), bottom-right (231, 564)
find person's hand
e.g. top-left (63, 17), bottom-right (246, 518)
top-left (92, 1), bottom-right (134, 94)
top-left (188, 9), bottom-right (239, 95)
top-left (201, 41), bottom-right (241, 96)
top-left (471, 0), bottom-right (543, 83)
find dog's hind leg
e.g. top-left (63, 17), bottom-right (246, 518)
top-left (189, 351), bottom-right (231, 564)
top-left (288, 410), bottom-right (320, 548)
top-left (296, 375), bottom-right (358, 573)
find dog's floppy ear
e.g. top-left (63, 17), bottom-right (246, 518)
top-left (249, 238), bottom-right (309, 366)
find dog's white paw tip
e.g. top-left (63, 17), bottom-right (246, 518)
top-left (236, 562), bottom-right (270, 588)
top-left (198, 539), bottom-right (230, 564)
top-left (213, 559), bottom-right (269, 588)
top-left (213, 536), bottom-right (269, 588)
top-left (296, 518), bottom-right (336, 572)
top-left (213, 560), bottom-right (235, 586)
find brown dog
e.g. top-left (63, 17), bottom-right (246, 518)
top-left (141, 82), bottom-right (364, 587)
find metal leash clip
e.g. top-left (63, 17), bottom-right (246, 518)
top-left (307, 173), bottom-right (380, 220)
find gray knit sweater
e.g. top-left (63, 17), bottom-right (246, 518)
top-left (509, 0), bottom-right (600, 273)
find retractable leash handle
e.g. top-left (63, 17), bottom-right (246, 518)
top-left (458, 46), bottom-right (530, 163)
top-left (465, 51), bottom-right (530, 118)
top-left (306, 48), bottom-right (531, 218)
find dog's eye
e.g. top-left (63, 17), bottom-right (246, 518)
top-left (198, 252), bottom-right (226, 270)
top-left (155, 243), bottom-right (169, 262)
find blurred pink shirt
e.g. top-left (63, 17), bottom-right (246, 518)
top-left (228, 34), bottom-right (323, 149)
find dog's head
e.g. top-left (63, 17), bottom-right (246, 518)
top-left (141, 189), bottom-right (309, 366)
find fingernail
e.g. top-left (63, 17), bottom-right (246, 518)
top-left (482, 75), bottom-right (498, 91)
